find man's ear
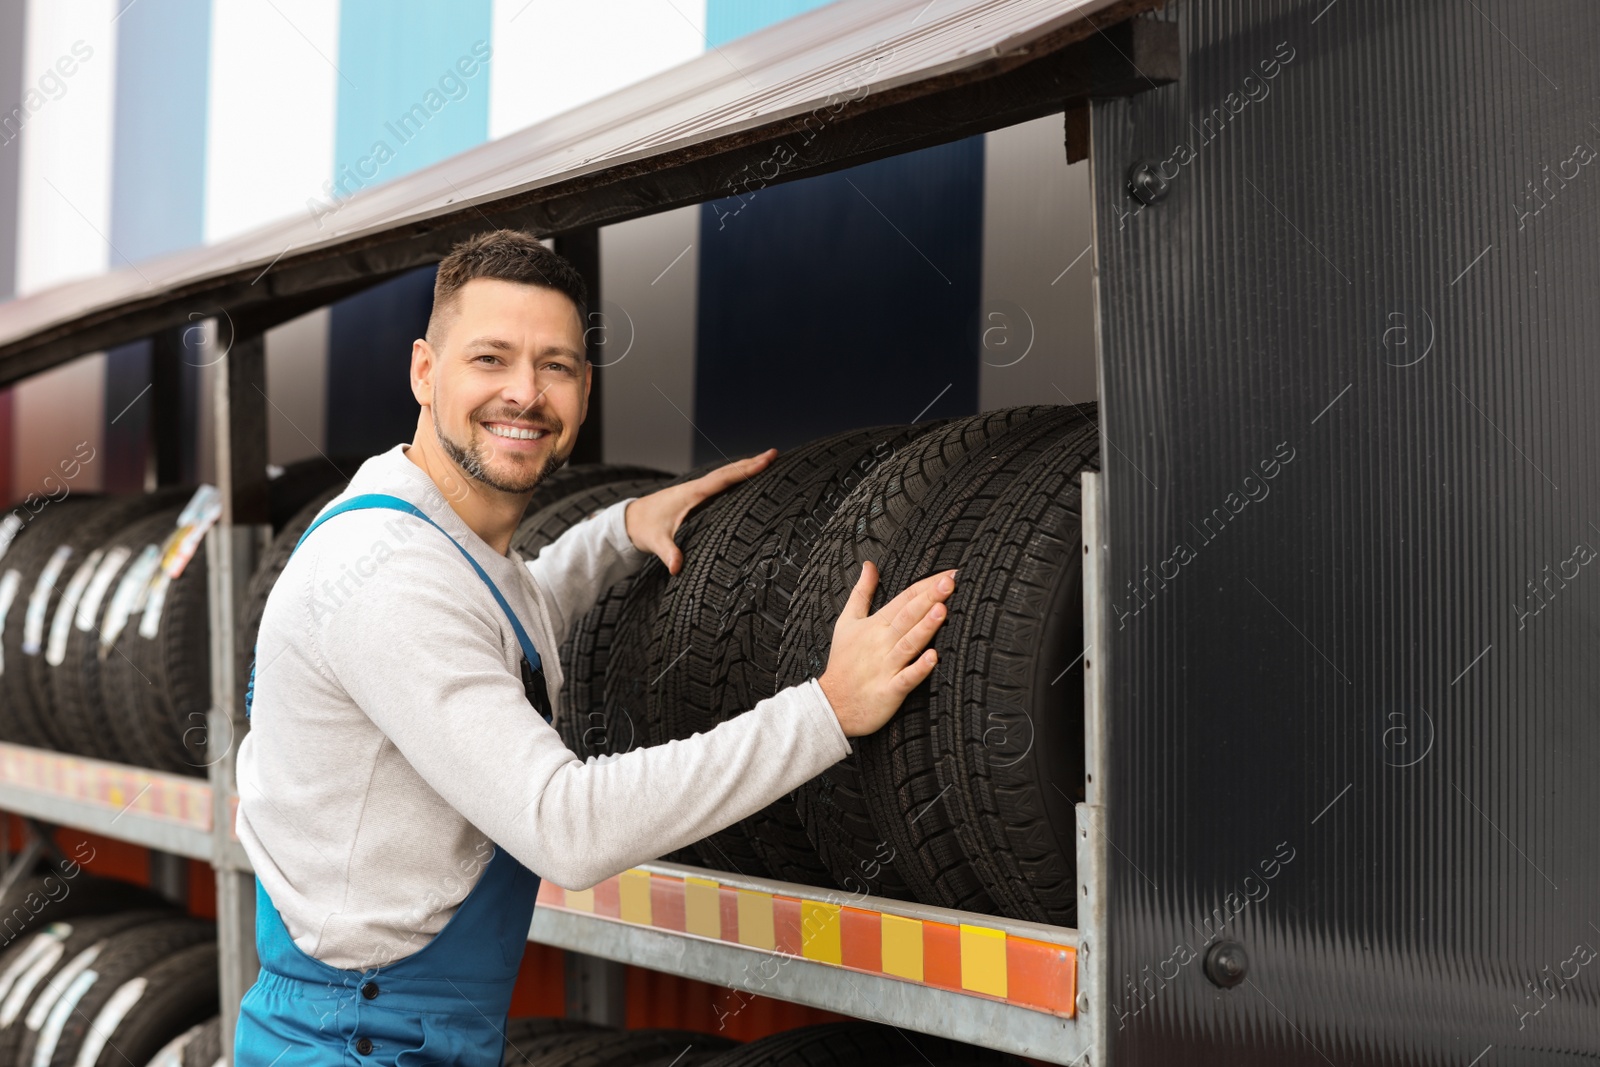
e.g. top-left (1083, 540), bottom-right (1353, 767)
top-left (411, 338), bottom-right (436, 406)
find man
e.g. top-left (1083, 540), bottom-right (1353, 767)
top-left (234, 230), bottom-right (956, 1064)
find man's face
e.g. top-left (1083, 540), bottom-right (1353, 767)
top-left (414, 277), bottom-right (590, 495)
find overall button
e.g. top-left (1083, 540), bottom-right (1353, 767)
top-left (360, 981), bottom-right (379, 1000)
top-left (356, 1037), bottom-right (373, 1056)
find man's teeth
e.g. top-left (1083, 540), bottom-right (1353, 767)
top-left (486, 423), bottom-right (547, 441)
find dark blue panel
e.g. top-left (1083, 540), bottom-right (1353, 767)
top-left (326, 266), bottom-right (437, 457)
top-left (693, 138), bottom-right (984, 465)
top-left (103, 340), bottom-right (151, 493)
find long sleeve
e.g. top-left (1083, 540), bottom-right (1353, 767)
top-left (522, 496), bottom-right (651, 645)
top-left (314, 535), bottom-right (850, 891)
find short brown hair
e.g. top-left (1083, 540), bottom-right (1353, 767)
top-left (426, 229), bottom-right (589, 352)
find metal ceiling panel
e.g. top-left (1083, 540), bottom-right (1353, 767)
top-left (0, 0), bottom-right (1165, 384)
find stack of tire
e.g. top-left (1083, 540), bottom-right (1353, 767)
top-left (558, 405), bottom-right (1098, 924)
top-left (0, 458), bottom-right (354, 775)
top-left (498, 1020), bottom-right (1020, 1067)
top-left (0, 863), bottom-right (218, 1067)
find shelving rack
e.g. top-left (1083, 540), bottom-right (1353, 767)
top-left (0, 2), bottom-right (1172, 1061)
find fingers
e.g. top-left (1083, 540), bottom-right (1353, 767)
top-left (699, 448), bottom-right (777, 494)
top-left (891, 598), bottom-right (947, 661)
top-left (883, 569), bottom-right (957, 636)
top-left (843, 560), bottom-right (878, 621)
top-left (891, 647), bottom-right (939, 694)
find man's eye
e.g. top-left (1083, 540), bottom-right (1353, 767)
top-left (544, 362), bottom-right (571, 374)
top-left (474, 354), bottom-right (499, 364)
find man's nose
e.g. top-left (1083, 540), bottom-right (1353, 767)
top-left (504, 362), bottom-right (547, 411)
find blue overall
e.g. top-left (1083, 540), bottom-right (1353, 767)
top-left (235, 494), bottom-right (547, 1066)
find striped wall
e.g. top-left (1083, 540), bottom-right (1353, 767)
top-left (0, 0), bottom-right (1097, 497)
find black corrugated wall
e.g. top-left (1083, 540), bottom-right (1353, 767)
top-left (1092, 1), bottom-right (1600, 1062)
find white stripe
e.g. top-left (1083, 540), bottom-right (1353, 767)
top-left (73, 975), bottom-right (146, 1067)
top-left (203, 0), bottom-right (339, 242)
top-left (489, 0), bottom-right (707, 139)
top-left (14, 0), bottom-right (118, 294)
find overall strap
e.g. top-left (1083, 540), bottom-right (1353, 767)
top-left (245, 492), bottom-right (542, 719)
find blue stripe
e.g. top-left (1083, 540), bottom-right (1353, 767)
top-left (109, 0), bottom-right (211, 263)
top-left (706, 0), bottom-right (836, 46)
top-left (326, 0), bottom-right (494, 459)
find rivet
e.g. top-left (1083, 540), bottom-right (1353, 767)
top-left (1203, 939), bottom-right (1249, 989)
top-left (1126, 159), bottom-right (1171, 205)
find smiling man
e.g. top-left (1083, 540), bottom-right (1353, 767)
top-left (232, 230), bottom-right (956, 1065)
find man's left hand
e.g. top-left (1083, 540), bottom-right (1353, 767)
top-left (623, 448), bottom-right (778, 574)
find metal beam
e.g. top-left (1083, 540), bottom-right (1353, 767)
top-left (207, 329), bottom-right (269, 1064)
top-left (564, 952), bottom-right (627, 1026)
top-left (531, 909), bottom-right (1087, 1063)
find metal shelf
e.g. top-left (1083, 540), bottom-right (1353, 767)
top-left (528, 860), bottom-right (1084, 1065)
top-left (0, 741), bottom-right (215, 860)
top-left (0, 468), bottom-right (1111, 1067)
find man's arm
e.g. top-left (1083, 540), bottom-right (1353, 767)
top-left (322, 508), bottom-right (953, 890)
top-left (320, 541), bottom-right (847, 890)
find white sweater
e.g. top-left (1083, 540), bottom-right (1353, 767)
top-left (235, 444), bottom-right (850, 971)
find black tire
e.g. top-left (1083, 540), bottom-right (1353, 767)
top-left (29, 491), bottom-right (195, 754)
top-left (522, 1028), bottom-right (735, 1067)
top-left (182, 1015), bottom-right (223, 1067)
top-left (523, 477), bottom-right (668, 752)
top-left (236, 482), bottom-right (348, 721)
top-left (144, 1014), bottom-right (219, 1066)
top-left (931, 423), bottom-right (1100, 925)
top-left (501, 1017), bottom-right (610, 1064)
top-left (853, 409), bottom-right (1094, 915)
top-left (0, 497), bottom-right (100, 748)
top-left (650, 425), bottom-right (933, 887)
top-left (519, 464), bottom-right (671, 528)
top-left (0, 908), bottom-right (178, 1066)
top-left (97, 533), bottom-right (213, 775)
top-left (695, 1021), bottom-right (1019, 1067)
top-left (18, 917), bottom-right (212, 1067)
top-left (51, 506), bottom-right (185, 764)
top-left (595, 461), bottom-right (746, 869)
top-left (776, 408), bottom-right (1066, 903)
top-left (74, 939), bottom-right (218, 1067)
top-left (558, 576), bottom-right (642, 760)
top-left (267, 455), bottom-right (369, 534)
top-left (513, 474), bottom-right (672, 561)
top-left (634, 1053), bottom-right (728, 1067)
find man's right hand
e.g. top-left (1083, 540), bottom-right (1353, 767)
top-left (817, 562), bottom-right (958, 738)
